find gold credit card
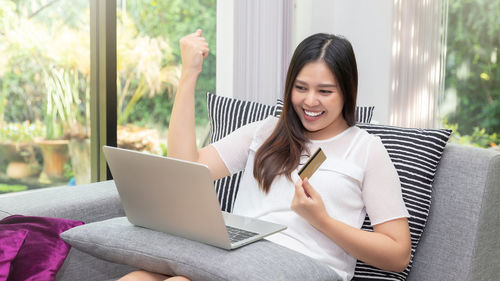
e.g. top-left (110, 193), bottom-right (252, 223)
top-left (298, 147), bottom-right (326, 180)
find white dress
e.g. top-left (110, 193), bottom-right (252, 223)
top-left (212, 116), bottom-right (409, 281)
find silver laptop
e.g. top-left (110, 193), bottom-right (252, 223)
top-left (102, 145), bottom-right (286, 250)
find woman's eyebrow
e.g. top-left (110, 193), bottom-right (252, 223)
top-left (295, 79), bottom-right (337, 88)
top-left (317, 83), bottom-right (337, 88)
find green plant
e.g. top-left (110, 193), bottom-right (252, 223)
top-left (0, 183), bottom-right (28, 193)
top-left (0, 1), bottom-right (90, 127)
top-left (116, 14), bottom-right (180, 126)
top-left (0, 78), bottom-right (7, 123)
top-left (444, 0), bottom-right (500, 136)
top-left (123, 0), bottom-right (215, 126)
top-left (44, 67), bottom-right (89, 139)
top-left (443, 119), bottom-right (499, 148)
top-left (0, 121), bottom-right (44, 143)
top-left (0, 121), bottom-right (43, 165)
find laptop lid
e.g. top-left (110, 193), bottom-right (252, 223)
top-left (102, 146), bottom-right (286, 250)
top-left (103, 145), bottom-right (233, 249)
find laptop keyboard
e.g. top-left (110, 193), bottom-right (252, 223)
top-left (226, 225), bottom-right (259, 243)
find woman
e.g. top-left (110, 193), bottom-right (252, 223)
top-left (120, 30), bottom-right (411, 281)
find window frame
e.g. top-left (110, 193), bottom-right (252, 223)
top-left (90, 0), bottom-right (117, 182)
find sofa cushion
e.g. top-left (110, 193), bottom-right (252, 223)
top-left (352, 124), bottom-right (451, 281)
top-left (0, 215), bottom-right (84, 281)
top-left (207, 92), bottom-right (375, 212)
top-left (60, 216), bottom-right (342, 281)
top-left (0, 229), bottom-right (28, 279)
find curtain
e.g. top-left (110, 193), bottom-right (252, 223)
top-left (389, 0), bottom-right (449, 128)
top-left (232, 0), bottom-right (292, 105)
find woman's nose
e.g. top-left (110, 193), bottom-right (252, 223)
top-left (304, 92), bottom-right (319, 107)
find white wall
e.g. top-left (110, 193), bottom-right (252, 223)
top-left (293, 0), bottom-right (394, 124)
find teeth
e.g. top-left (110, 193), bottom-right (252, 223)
top-left (304, 110), bottom-right (323, 117)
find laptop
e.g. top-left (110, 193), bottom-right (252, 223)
top-left (102, 145), bottom-right (286, 250)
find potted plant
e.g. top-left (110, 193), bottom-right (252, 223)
top-left (0, 121), bottom-right (43, 179)
top-left (37, 67), bottom-right (90, 184)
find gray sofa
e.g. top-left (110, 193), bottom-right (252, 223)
top-left (0, 143), bottom-right (499, 281)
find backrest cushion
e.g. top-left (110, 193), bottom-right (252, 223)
top-left (352, 124), bottom-right (451, 281)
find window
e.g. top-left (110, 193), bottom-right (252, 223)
top-left (0, 0), bottom-right (91, 193)
top-left (440, 0), bottom-right (500, 149)
top-left (116, 0), bottom-right (216, 155)
top-left (0, 0), bottom-right (216, 195)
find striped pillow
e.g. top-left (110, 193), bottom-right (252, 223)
top-left (356, 106), bottom-right (375, 124)
top-left (207, 93), bottom-right (280, 211)
top-left (352, 124), bottom-right (451, 281)
top-left (207, 92), bottom-right (375, 211)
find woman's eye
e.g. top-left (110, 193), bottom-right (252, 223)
top-left (295, 85), bottom-right (306, 91)
top-left (319, 90), bottom-right (333, 94)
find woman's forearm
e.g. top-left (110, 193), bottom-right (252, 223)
top-left (167, 71), bottom-right (200, 161)
top-left (315, 216), bottom-right (411, 272)
top-left (167, 30), bottom-right (208, 161)
top-left (293, 179), bottom-right (411, 272)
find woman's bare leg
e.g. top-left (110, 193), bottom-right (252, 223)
top-left (118, 270), bottom-right (191, 281)
top-left (166, 277), bottom-right (191, 281)
top-left (117, 270), bottom-right (168, 281)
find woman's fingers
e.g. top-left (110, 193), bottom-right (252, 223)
top-left (291, 178), bottom-right (329, 228)
top-left (294, 178), bottom-right (306, 198)
top-left (301, 178), bottom-right (317, 198)
top-left (179, 30), bottom-right (210, 74)
top-left (185, 29), bottom-right (202, 38)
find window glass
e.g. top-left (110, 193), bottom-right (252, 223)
top-left (441, 0), bottom-right (500, 149)
top-left (116, 0), bottom-right (216, 156)
top-left (0, 1), bottom-right (91, 194)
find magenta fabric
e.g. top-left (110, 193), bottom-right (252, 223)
top-left (0, 215), bottom-right (84, 281)
top-left (0, 229), bottom-right (28, 280)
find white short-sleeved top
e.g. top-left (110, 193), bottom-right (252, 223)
top-left (212, 116), bottom-right (409, 281)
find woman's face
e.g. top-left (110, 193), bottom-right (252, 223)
top-left (291, 61), bottom-right (348, 140)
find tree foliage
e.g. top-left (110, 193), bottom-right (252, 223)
top-left (444, 0), bottom-right (500, 136)
top-left (0, 0), bottom-right (215, 130)
top-left (122, 0), bottom-right (216, 127)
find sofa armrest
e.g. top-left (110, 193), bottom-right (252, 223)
top-left (0, 180), bottom-right (124, 223)
top-left (408, 144), bottom-right (500, 281)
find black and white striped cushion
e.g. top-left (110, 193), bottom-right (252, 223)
top-left (207, 92), bottom-right (375, 212)
top-left (352, 124), bottom-right (451, 281)
top-left (207, 93), bottom-right (280, 211)
top-left (356, 106), bottom-right (375, 124)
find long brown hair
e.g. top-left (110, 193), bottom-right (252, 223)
top-left (253, 33), bottom-right (358, 193)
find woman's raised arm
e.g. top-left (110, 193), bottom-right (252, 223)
top-left (167, 30), bottom-right (229, 180)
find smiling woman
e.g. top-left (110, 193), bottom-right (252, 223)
top-left (120, 32), bottom-right (410, 281)
top-left (255, 34), bottom-right (359, 192)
